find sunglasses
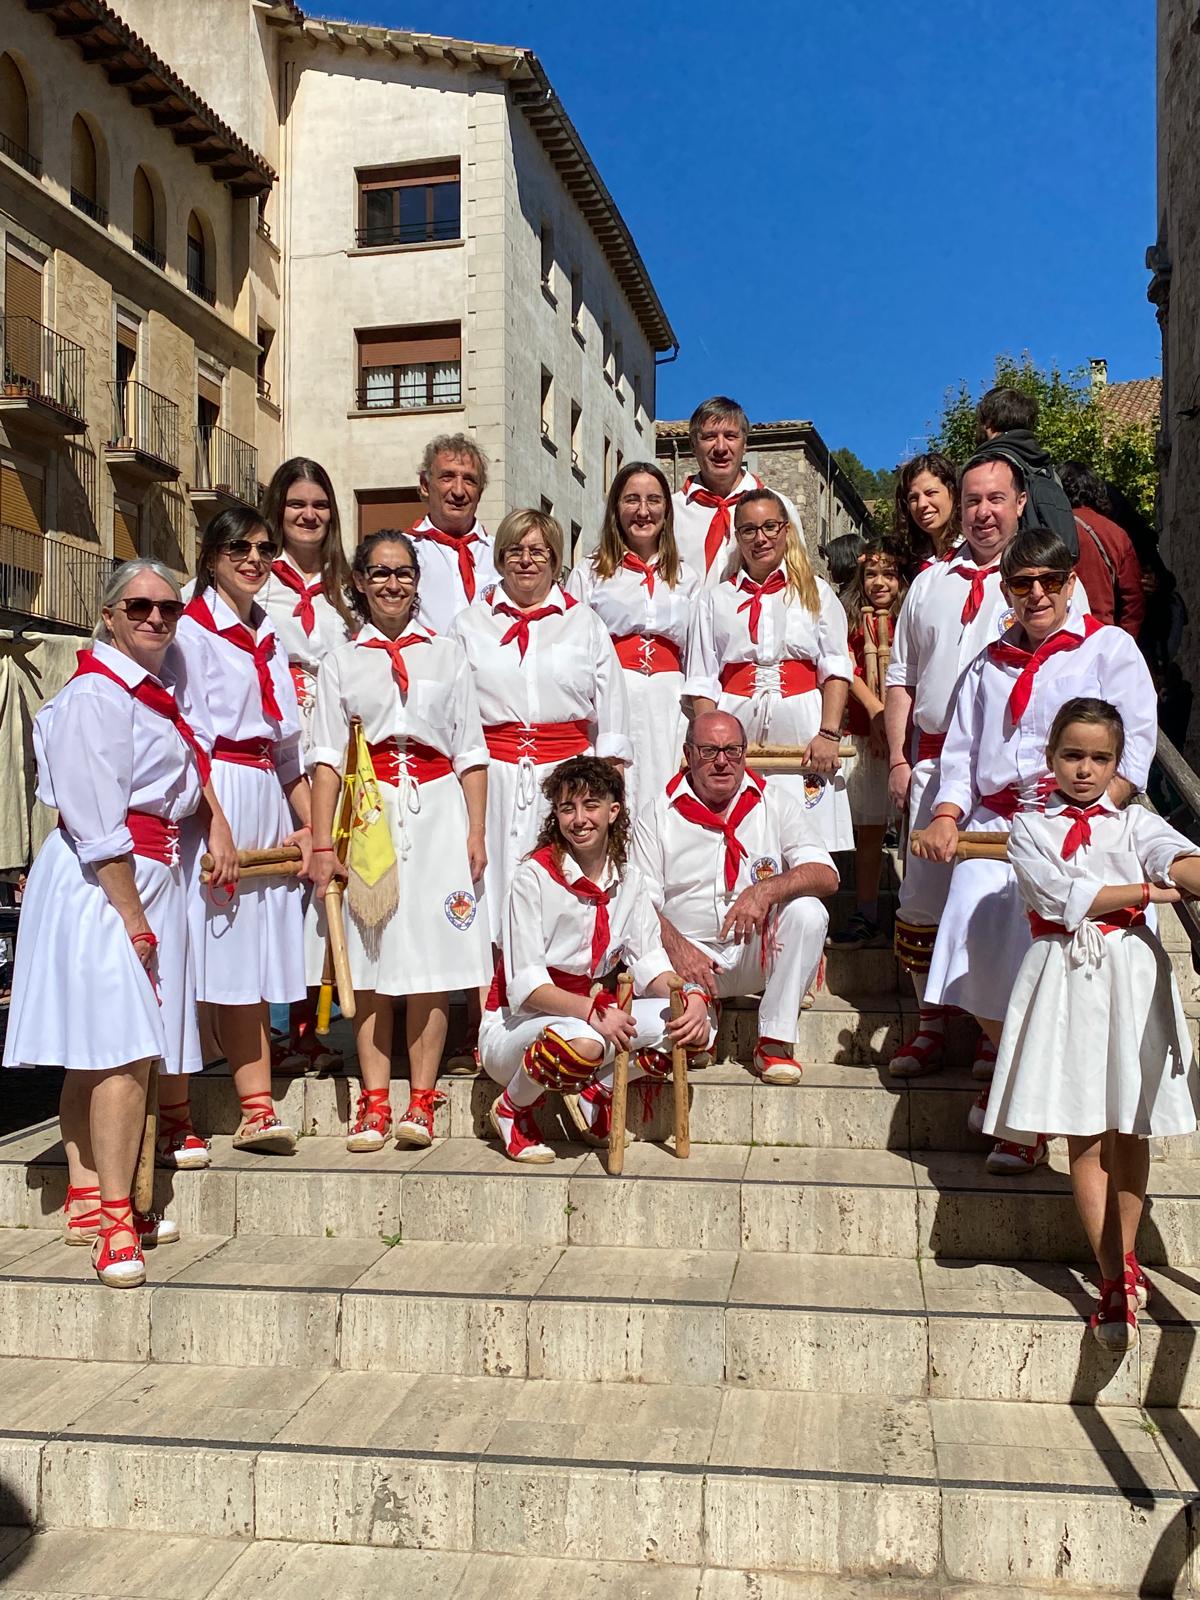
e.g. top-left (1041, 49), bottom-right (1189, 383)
top-left (1006, 571), bottom-right (1069, 598)
top-left (116, 598), bottom-right (185, 623)
top-left (222, 539), bottom-right (279, 562)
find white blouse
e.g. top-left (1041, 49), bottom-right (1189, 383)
top-left (448, 583), bottom-right (633, 762)
top-left (33, 640), bottom-right (206, 864)
top-left (566, 555), bottom-right (700, 663)
top-left (174, 589), bottom-right (304, 785)
top-left (308, 620), bottom-right (488, 778)
top-left (684, 567), bottom-right (853, 700)
top-left (258, 556), bottom-right (353, 673)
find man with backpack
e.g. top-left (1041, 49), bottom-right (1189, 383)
top-left (967, 387), bottom-right (1080, 560)
top-left (1059, 461), bottom-right (1144, 637)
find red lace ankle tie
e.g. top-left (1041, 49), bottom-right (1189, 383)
top-left (352, 1086), bottom-right (393, 1135)
top-left (238, 1091), bottom-right (282, 1131)
top-left (94, 1196), bottom-right (142, 1269)
top-left (64, 1183), bottom-right (101, 1235)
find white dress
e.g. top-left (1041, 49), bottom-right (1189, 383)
top-left (304, 622), bottom-right (493, 995)
top-left (685, 567), bottom-right (855, 851)
top-left (566, 555), bottom-right (699, 818)
top-left (258, 558), bottom-right (353, 745)
top-left (174, 590), bottom-right (306, 1007)
top-left (984, 803), bottom-right (1200, 1140)
top-left (3, 640), bottom-right (207, 1075)
top-left (449, 584), bottom-right (633, 943)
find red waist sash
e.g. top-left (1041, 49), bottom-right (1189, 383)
top-left (484, 718), bottom-right (590, 765)
top-left (61, 809), bottom-right (179, 865)
top-left (719, 659), bottom-right (819, 697)
top-left (290, 664), bottom-right (314, 708)
top-left (979, 785), bottom-right (1022, 820)
top-left (213, 736), bottom-right (274, 770)
top-left (612, 633), bottom-right (684, 675)
top-left (1030, 907), bottom-right (1146, 939)
top-left (485, 958), bottom-right (614, 1012)
top-left (367, 737), bottom-right (453, 785)
top-left (916, 729), bottom-right (946, 762)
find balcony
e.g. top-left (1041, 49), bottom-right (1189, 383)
top-left (187, 271), bottom-right (216, 307)
top-left (133, 235), bottom-right (165, 271)
top-left (0, 318), bottom-right (86, 437)
top-left (70, 187), bottom-right (108, 227)
top-left (0, 525), bottom-right (114, 633)
top-left (0, 130), bottom-right (39, 177)
top-left (190, 424), bottom-right (259, 514)
top-left (105, 380), bottom-right (180, 483)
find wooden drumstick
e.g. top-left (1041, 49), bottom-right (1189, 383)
top-left (200, 845), bottom-right (302, 872)
top-left (863, 612), bottom-right (880, 701)
top-left (318, 717), bottom-right (361, 1035)
top-left (323, 879), bottom-right (356, 1021)
top-left (877, 609), bottom-right (893, 683)
top-left (607, 969), bottom-right (634, 1177)
top-left (201, 860), bottom-right (303, 884)
top-left (667, 977), bottom-right (691, 1161)
top-left (911, 827), bottom-right (1010, 862)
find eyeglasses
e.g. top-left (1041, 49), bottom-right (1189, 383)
top-left (502, 546), bottom-right (553, 566)
top-left (222, 539), bottom-right (278, 562)
top-left (365, 565), bottom-right (417, 585)
top-left (735, 520), bottom-right (788, 538)
top-left (1007, 571), bottom-right (1069, 598)
top-left (116, 598), bottom-right (185, 623)
top-left (690, 742), bottom-right (746, 763)
top-left (619, 494), bottom-right (665, 511)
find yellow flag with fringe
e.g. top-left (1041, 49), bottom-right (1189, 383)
top-left (336, 724), bottom-right (398, 938)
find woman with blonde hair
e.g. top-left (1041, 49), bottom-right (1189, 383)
top-left (450, 507), bottom-right (631, 944)
top-left (687, 487), bottom-right (854, 850)
top-left (567, 461), bottom-right (699, 816)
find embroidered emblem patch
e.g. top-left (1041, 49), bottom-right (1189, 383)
top-left (750, 855), bottom-right (780, 881)
top-left (997, 607), bottom-right (1018, 636)
top-left (802, 774), bottom-right (826, 809)
top-left (444, 890), bottom-right (477, 929)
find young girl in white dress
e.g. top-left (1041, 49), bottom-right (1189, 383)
top-left (307, 531), bottom-right (493, 1151)
top-left (984, 697), bottom-right (1200, 1351)
top-left (566, 462), bottom-right (699, 818)
top-left (686, 487), bottom-right (853, 852)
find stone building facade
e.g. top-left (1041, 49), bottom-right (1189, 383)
top-left (655, 419), bottom-right (871, 566)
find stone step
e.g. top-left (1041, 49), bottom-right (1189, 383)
top-left (3, 1227), bottom-right (1199, 1410)
top-left (5, 1134), bottom-right (1200, 1264)
top-left (0, 1356), bottom-right (1192, 1592)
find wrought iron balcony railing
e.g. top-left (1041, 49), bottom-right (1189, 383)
top-left (194, 424), bottom-right (259, 507)
top-left (0, 524), bottom-right (114, 631)
top-left (1, 316), bottom-right (86, 419)
top-left (107, 380), bottom-right (180, 470)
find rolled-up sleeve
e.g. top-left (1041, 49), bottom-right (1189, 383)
top-left (815, 583), bottom-right (853, 685)
top-left (44, 687), bottom-right (136, 863)
top-left (590, 620), bottom-right (634, 764)
top-left (504, 863), bottom-right (553, 1013)
top-left (682, 591), bottom-right (719, 700)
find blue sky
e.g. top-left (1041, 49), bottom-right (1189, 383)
top-left (330, 1), bottom-right (1157, 469)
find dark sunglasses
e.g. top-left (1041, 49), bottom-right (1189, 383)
top-left (222, 539), bottom-right (279, 561)
top-left (1006, 570), bottom-right (1069, 598)
top-left (117, 598), bottom-right (185, 622)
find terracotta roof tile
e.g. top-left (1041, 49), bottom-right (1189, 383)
top-left (1099, 377), bottom-right (1160, 431)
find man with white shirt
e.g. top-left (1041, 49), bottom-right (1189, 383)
top-left (632, 710), bottom-right (838, 1083)
top-left (408, 433), bottom-right (499, 634)
top-left (672, 397), bottom-right (803, 587)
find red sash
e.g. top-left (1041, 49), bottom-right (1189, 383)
top-left (719, 658), bottom-right (819, 697)
top-left (367, 738), bottom-right (453, 785)
top-left (979, 786), bottom-right (1022, 820)
top-left (484, 719), bottom-right (590, 764)
top-left (485, 956), bottom-right (614, 1013)
top-left (1030, 907), bottom-right (1146, 939)
top-left (70, 650), bottom-right (211, 787)
top-left (183, 595), bottom-right (283, 723)
top-left (126, 810), bottom-right (180, 864)
top-left (612, 633), bottom-right (684, 675)
top-left (212, 736), bottom-right (273, 770)
top-left (916, 729), bottom-right (946, 762)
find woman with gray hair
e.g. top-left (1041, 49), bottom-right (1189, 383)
top-left (3, 559), bottom-right (236, 1286)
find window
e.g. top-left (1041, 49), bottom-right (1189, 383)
top-left (4, 245), bottom-right (43, 385)
top-left (113, 312), bottom-right (139, 436)
top-left (570, 520), bottom-right (583, 565)
top-left (132, 166), bottom-right (163, 268)
top-left (632, 369), bottom-right (643, 421)
top-left (613, 338), bottom-right (624, 401)
top-left (0, 53), bottom-right (36, 175)
top-left (356, 158), bottom-right (460, 249)
top-left (357, 487), bottom-right (423, 536)
top-left (540, 495), bottom-right (554, 515)
top-left (187, 212), bottom-right (214, 304)
top-left (540, 220), bottom-right (555, 300)
top-left (113, 496), bottom-right (140, 563)
top-left (569, 401), bottom-right (582, 470)
top-left (602, 434), bottom-right (612, 490)
top-left (570, 267), bottom-right (583, 336)
top-left (602, 319), bottom-right (614, 384)
top-left (616, 447), bottom-right (623, 476)
top-left (70, 115), bottom-right (106, 226)
top-left (540, 368), bottom-right (554, 446)
top-left (1, 455), bottom-right (44, 537)
top-left (356, 322), bottom-right (462, 411)
top-left (256, 324), bottom-right (274, 401)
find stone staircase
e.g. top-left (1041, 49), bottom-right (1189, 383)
top-left (1, 890), bottom-right (1199, 1598)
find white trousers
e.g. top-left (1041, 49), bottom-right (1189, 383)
top-left (897, 756), bottom-right (952, 927)
top-left (480, 997), bottom-right (672, 1088)
top-left (702, 894), bottom-right (829, 1044)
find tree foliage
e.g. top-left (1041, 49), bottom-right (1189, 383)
top-left (833, 446), bottom-right (898, 506)
top-left (928, 352), bottom-right (1157, 519)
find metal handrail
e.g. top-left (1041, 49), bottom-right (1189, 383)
top-left (1151, 729), bottom-right (1200, 965)
top-left (70, 188), bottom-right (107, 226)
top-left (1, 316), bottom-right (85, 418)
top-left (106, 379), bottom-right (180, 469)
top-left (194, 423), bottom-right (258, 505)
top-left (0, 524), bottom-right (113, 630)
top-left (0, 130), bottom-right (39, 177)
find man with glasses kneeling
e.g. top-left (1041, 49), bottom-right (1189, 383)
top-left (632, 710), bottom-right (838, 1086)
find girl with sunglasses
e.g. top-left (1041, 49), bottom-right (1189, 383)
top-left (912, 527), bottom-right (1158, 1174)
top-left (3, 560), bottom-right (236, 1284)
top-left (171, 506), bottom-right (312, 1157)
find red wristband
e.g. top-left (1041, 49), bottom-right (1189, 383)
top-left (311, 846), bottom-right (335, 854)
top-left (130, 931), bottom-right (158, 949)
top-left (1141, 881), bottom-right (1151, 910)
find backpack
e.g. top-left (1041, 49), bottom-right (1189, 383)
top-left (981, 446), bottom-right (1080, 559)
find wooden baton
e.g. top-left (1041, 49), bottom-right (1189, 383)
top-left (911, 828), bottom-right (1010, 862)
top-left (606, 969), bottom-right (634, 1177)
top-left (201, 860), bottom-right (303, 885)
top-left (747, 743), bottom-right (856, 775)
top-left (667, 977), bottom-right (691, 1161)
top-left (133, 1060), bottom-right (158, 1214)
top-left (317, 716), bottom-right (362, 1035)
top-left (323, 879), bottom-right (356, 1021)
top-left (200, 845), bottom-right (302, 872)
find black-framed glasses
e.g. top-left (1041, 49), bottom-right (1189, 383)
top-left (222, 539), bottom-right (278, 562)
top-left (116, 598), bottom-right (185, 622)
top-left (690, 742), bottom-right (747, 763)
top-left (365, 565), bottom-right (417, 585)
top-left (1007, 571), bottom-right (1069, 597)
top-left (734, 519), bottom-right (788, 538)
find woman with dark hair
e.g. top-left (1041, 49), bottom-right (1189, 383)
top-left (566, 461), bottom-right (699, 816)
top-left (894, 452), bottom-right (959, 568)
top-left (1059, 461), bottom-right (1144, 637)
top-left (173, 505), bottom-right (311, 1156)
top-left (307, 530), bottom-right (492, 1151)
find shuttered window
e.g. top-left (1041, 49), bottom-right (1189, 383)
top-left (1, 460), bottom-right (44, 536)
top-left (356, 487), bottom-right (422, 537)
top-left (357, 158), bottom-right (460, 248)
top-left (355, 323), bottom-right (461, 411)
top-left (113, 498), bottom-right (140, 563)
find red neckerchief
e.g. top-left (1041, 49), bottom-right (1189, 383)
top-left (735, 569), bottom-right (787, 643)
top-left (948, 559), bottom-right (993, 623)
top-left (683, 473), bottom-right (758, 575)
top-left (495, 600), bottom-right (563, 660)
top-left (71, 650), bottom-right (211, 786)
top-left (621, 551), bottom-right (657, 596)
top-left (183, 595), bottom-right (282, 722)
top-left (1059, 803), bottom-right (1109, 860)
top-left (358, 631), bottom-right (429, 696)
top-left (531, 845), bottom-right (611, 971)
top-left (987, 616), bottom-right (1105, 724)
top-left (411, 522), bottom-right (479, 603)
top-left (270, 560), bottom-right (323, 637)
top-left (668, 770), bottom-right (766, 891)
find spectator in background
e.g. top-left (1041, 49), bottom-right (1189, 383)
top-left (1141, 554), bottom-right (1188, 678)
top-left (1059, 462), bottom-right (1144, 637)
top-left (819, 530), bottom-right (867, 600)
top-left (1104, 481), bottom-right (1160, 571)
top-left (970, 387), bottom-right (1080, 559)
top-left (894, 452), bottom-right (960, 570)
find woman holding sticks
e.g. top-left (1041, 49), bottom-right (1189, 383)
top-left (3, 560), bottom-right (236, 1284)
top-left (307, 531), bottom-right (492, 1150)
top-left (172, 506), bottom-right (312, 1157)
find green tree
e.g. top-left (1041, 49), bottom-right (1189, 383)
top-left (833, 446), bottom-right (899, 507)
top-left (928, 352), bottom-right (1157, 519)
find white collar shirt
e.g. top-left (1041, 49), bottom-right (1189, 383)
top-left (672, 470), bottom-right (805, 589)
top-left (258, 555), bottom-right (353, 672)
top-left (409, 514), bottom-right (499, 636)
top-left (565, 554), bottom-right (701, 656)
top-left (684, 567), bottom-right (853, 700)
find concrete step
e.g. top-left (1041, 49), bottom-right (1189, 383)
top-left (3, 1227), bottom-right (1200, 1409)
top-left (5, 1134), bottom-right (1200, 1264)
top-left (0, 1356), bottom-right (1193, 1592)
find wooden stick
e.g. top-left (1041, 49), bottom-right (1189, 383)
top-left (876, 609), bottom-right (893, 684)
top-left (911, 828), bottom-right (1010, 862)
top-left (201, 860), bottom-right (303, 884)
top-left (317, 716), bottom-right (362, 1036)
top-left (747, 743), bottom-right (856, 774)
top-left (200, 845), bottom-right (302, 873)
top-left (863, 613), bottom-right (881, 700)
top-left (133, 1061), bottom-right (158, 1213)
top-left (606, 969), bottom-right (634, 1177)
top-left (667, 978), bottom-right (690, 1160)
top-left (324, 879), bottom-right (356, 1021)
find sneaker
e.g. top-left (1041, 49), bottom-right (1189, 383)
top-left (562, 1082), bottom-right (612, 1147)
top-left (972, 1035), bottom-right (997, 1082)
top-left (394, 1088), bottom-right (445, 1149)
top-left (827, 911), bottom-right (887, 950)
top-left (967, 1087), bottom-right (989, 1136)
top-left (986, 1136), bottom-right (1048, 1175)
top-left (750, 1040), bottom-right (803, 1086)
top-left (490, 1091), bottom-right (555, 1163)
top-left (346, 1087), bottom-right (393, 1153)
top-left (889, 1026), bottom-right (946, 1080)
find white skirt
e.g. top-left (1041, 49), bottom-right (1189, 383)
top-left (4, 828), bottom-right (201, 1074)
top-left (720, 686), bottom-right (853, 852)
top-left (623, 668), bottom-right (685, 819)
top-left (185, 760), bottom-right (306, 1007)
top-left (896, 754), bottom-right (953, 926)
top-left (844, 732), bottom-right (892, 827)
top-left (925, 808), bottom-right (1020, 1019)
top-left (305, 771), bottom-right (492, 995)
top-left (984, 926), bottom-right (1199, 1139)
top-left (480, 750), bottom-right (592, 945)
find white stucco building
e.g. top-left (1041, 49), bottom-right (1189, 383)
top-left (115, 1), bottom-right (676, 550)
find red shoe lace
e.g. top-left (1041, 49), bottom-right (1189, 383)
top-left (238, 1091), bottom-right (283, 1132)
top-left (1091, 1268), bottom-right (1138, 1330)
top-left (499, 1094), bottom-right (546, 1154)
top-left (891, 1017), bottom-right (946, 1066)
top-left (93, 1196), bottom-right (143, 1269)
top-left (351, 1086), bottom-right (393, 1136)
top-left (64, 1183), bottom-right (101, 1235)
top-left (399, 1087), bottom-right (445, 1134)
top-left (158, 1104), bottom-right (204, 1152)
